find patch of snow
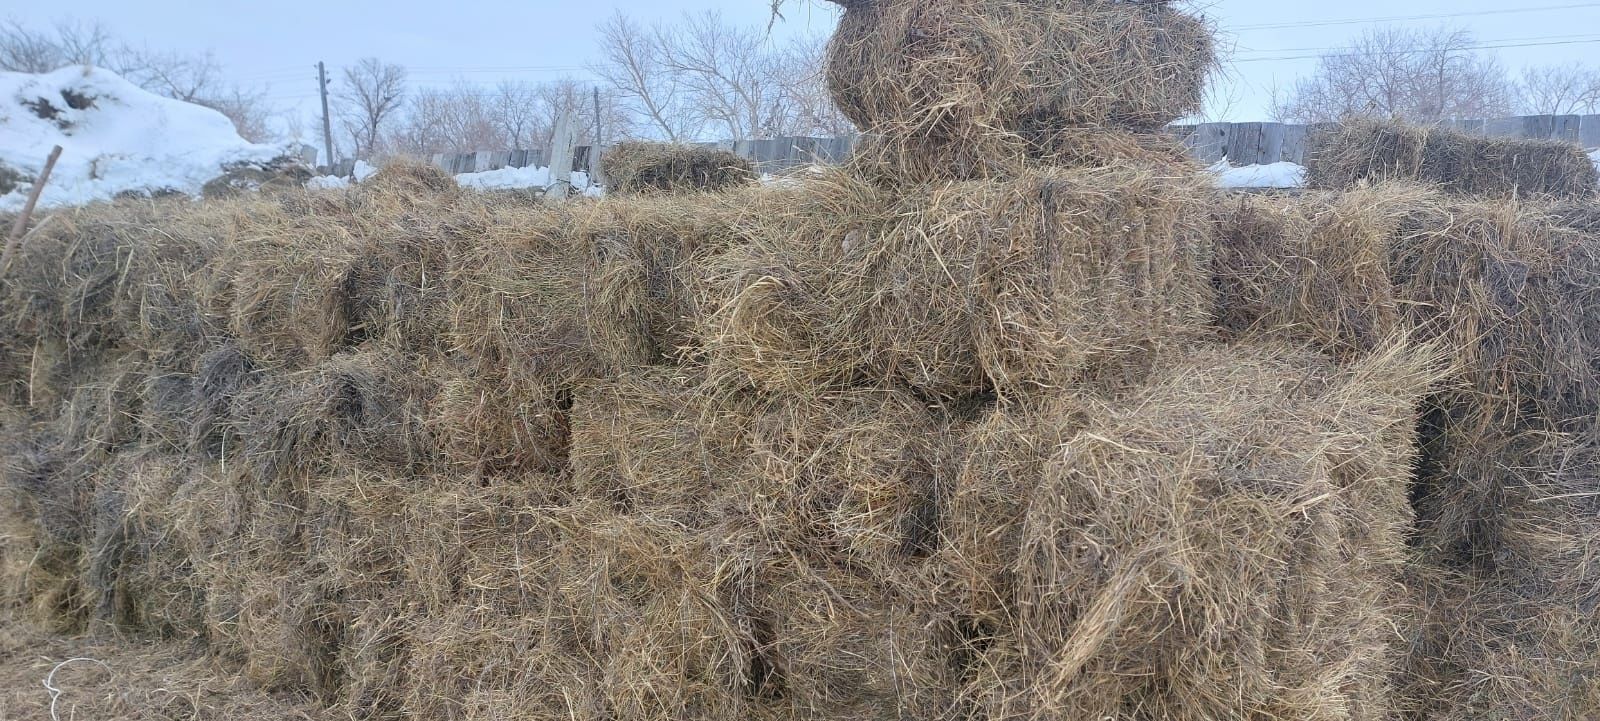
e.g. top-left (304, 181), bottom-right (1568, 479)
top-left (1590, 148), bottom-right (1599, 175)
top-left (306, 165), bottom-right (599, 196)
top-left (306, 175), bottom-right (349, 190)
top-left (1208, 160), bottom-right (1306, 189)
top-left (454, 165), bottom-right (595, 195)
top-left (0, 66), bottom-right (295, 211)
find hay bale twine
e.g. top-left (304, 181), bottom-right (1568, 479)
top-left (825, 0), bottom-right (1214, 136)
top-left (1305, 120), bottom-right (1600, 200)
top-left (601, 142), bottom-right (757, 195)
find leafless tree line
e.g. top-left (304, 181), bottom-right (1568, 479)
top-left (0, 19), bottom-right (275, 142)
top-left (595, 10), bottom-right (850, 142)
top-left (333, 11), bottom-right (849, 161)
top-left (1272, 26), bottom-right (1600, 124)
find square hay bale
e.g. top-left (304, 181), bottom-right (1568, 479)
top-left (1305, 120), bottom-right (1599, 200)
top-left (1405, 559), bottom-right (1600, 721)
top-left (1213, 187), bottom-right (1600, 564)
top-left (234, 351), bottom-right (439, 482)
top-left (430, 363), bottom-right (571, 477)
top-left (846, 125), bottom-right (1199, 185)
top-left (600, 142), bottom-right (757, 196)
top-left (949, 343), bottom-right (1432, 720)
top-left (213, 210), bottom-right (363, 368)
top-left (701, 164), bottom-right (1214, 397)
top-left (571, 370), bottom-right (948, 573)
top-left (825, 0), bottom-right (1214, 138)
top-left (188, 341), bottom-right (261, 459)
top-left (444, 201), bottom-right (595, 377)
top-left (403, 606), bottom-right (601, 721)
top-left (581, 192), bottom-right (750, 370)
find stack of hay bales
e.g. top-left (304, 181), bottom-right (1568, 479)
top-left (1214, 148), bottom-right (1600, 718)
top-left (3, 5), bottom-right (1595, 721)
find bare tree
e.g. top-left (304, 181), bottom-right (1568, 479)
top-left (493, 80), bottom-right (544, 150)
top-left (200, 87), bottom-right (275, 143)
top-left (337, 58), bottom-right (407, 160)
top-left (772, 33), bottom-right (853, 136)
top-left (119, 47), bottom-right (223, 102)
top-left (0, 19), bottom-right (117, 72)
top-left (387, 82), bottom-right (508, 157)
top-left (657, 11), bottom-right (775, 140)
top-left (595, 12), bottom-right (697, 141)
top-left (1517, 63), bottom-right (1600, 115)
top-left (1272, 27), bottom-right (1514, 124)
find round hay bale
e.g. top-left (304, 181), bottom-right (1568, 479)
top-left (601, 142), bottom-right (757, 196)
top-left (825, 0), bottom-right (1214, 136)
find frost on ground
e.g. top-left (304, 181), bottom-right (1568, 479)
top-left (1208, 160), bottom-right (1306, 189)
top-left (0, 66), bottom-right (296, 211)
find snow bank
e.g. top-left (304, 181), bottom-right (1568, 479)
top-left (0, 66), bottom-right (294, 211)
top-left (1208, 160), bottom-right (1306, 189)
top-left (1590, 148), bottom-right (1600, 175)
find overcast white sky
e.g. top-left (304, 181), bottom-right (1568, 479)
top-left (10, 0), bottom-right (1600, 135)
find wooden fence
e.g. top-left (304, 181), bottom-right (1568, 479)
top-left (318, 114), bottom-right (1600, 178)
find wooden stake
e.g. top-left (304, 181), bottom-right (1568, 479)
top-left (2, 145), bottom-right (64, 275)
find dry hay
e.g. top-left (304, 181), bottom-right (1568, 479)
top-left (233, 351), bottom-right (439, 482)
top-left (570, 371), bottom-right (946, 572)
top-left (1305, 120), bottom-right (1600, 200)
top-left (701, 163), bottom-right (1214, 397)
top-left (581, 190), bottom-right (752, 369)
top-left (362, 157), bottom-right (460, 198)
top-left (1404, 544), bottom-right (1600, 721)
top-left (944, 342), bottom-right (1433, 720)
top-left (824, 0), bottom-right (1213, 144)
top-left (1212, 186), bottom-right (1600, 718)
top-left (845, 124), bottom-right (1198, 185)
top-left (601, 142), bottom-right (757, 196)
top-left (0, 615), bottom-right (334, 720)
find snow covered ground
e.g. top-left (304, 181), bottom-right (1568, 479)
top-left (1207, 160), bottom-right (1306, 189)
top-left (1591, 149), bottom-right (1600, 175)
top-left (309, 164), bottom-right (598, 196)
top-left (0, 67), bottom-right (294, 212)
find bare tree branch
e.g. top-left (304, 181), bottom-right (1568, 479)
top-left (1517, 63), bottom-right (1600, 116)
top-left (1272, 26), bottom-right (1514, 124)
top-left (337, 58), bottom-right (407, 160)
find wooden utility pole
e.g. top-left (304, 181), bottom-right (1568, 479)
top-left (1, 145), bottom-right (63, 276)
top-left (317, 62), bottom-right (335, 169)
